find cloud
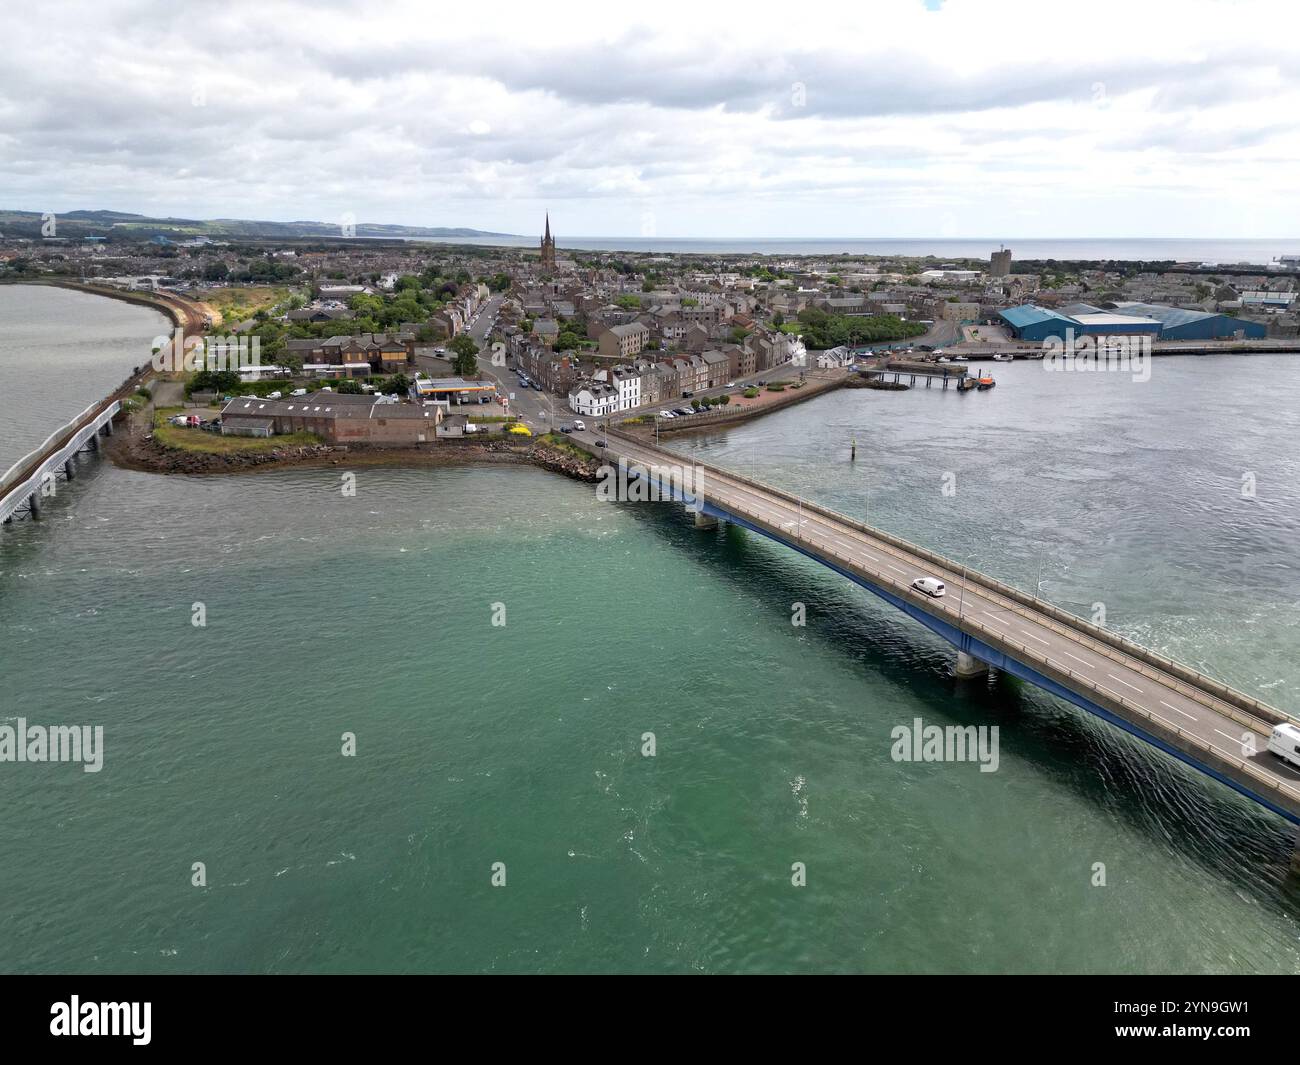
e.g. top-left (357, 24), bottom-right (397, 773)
top-left (0, 0), bottom-right (1297, 237)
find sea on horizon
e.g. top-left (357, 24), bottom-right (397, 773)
top-left (409, 235), bottom-right (1300, 265)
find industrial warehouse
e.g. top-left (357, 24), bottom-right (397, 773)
top-left (219, 393), bottom-right (443, 445)
top-left (999, 302), bottom-right (1268, 342)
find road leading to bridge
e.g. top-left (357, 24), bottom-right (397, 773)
top-left (571, 426), bottom-right (1300, 828)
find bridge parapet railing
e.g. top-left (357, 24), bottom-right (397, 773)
top-left (713, 492), bottom-right (1300, 810)
top-left (0, 400), bottom-right (106, 494)
top-left (606, 427), bottom-right (1295, 730)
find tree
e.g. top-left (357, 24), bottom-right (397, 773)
top-left (203, 260), bottom-right (229, 281)
top-left (449, 333), bottom-right (479, 376)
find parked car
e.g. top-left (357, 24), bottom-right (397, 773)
top-left (290, 388), bottom-right (307, 397)
top-left (911, 576), bottom-right (946, 598)
top-left (681, 390), bottom-right (693, 398)
top-left (658, 410), bottom-right (675, 419)
top-left (266, 391), bottom-right (282, 400)
top-left (559, 425), bottom-right (573, 434)
top-left (573, 420), bottom-right (586, 431)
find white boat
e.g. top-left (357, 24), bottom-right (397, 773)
top-left (993, 352), bottom-right (1014, 362)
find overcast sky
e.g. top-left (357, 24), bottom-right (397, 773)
top-left (4, 0), bottom-right (1299, 238)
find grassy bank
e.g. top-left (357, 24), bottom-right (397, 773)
top-left (540, 432), bottom-right (590, 458)
top-left (152, 407), bottom-right (321, 454)
top-left (201, 285), bottom-right (296, 324)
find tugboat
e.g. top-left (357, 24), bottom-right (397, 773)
top-left (977, 371), bottom-right (996, 390)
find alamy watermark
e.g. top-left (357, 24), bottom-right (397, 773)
top-left (0, 718), bottom-right (103, 772)
top-left (151, 327), bottom-right (261, 373)
top-left (891, 717), bottom-right (999, 773)
top-left (595, 457), bottom-right (705, 511)
top-left (1043, 330), bottom-right (1151, 383)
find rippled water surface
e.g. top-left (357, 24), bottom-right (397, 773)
top-left (1, 334), bottom-right (1299, 973)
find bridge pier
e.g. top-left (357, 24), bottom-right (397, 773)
top-left (27, 490), bottom-right (41, 519)
top-left (64, 458), bottom-right (76, 480)
top-left (692, 508), bottom-right (718, 529)
top-left (102, 418), bottom-right (114, 437)
top-left (87, 433), bottom-right (100, 452)
top-left (954, 651), bottom-right (989, 678)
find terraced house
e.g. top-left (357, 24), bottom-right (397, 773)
top-left (598, 321), bottom-right (649, 359)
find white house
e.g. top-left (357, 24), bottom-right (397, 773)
top-left (815, 344), bottom-right (854, 369)
top-left (568, 381), bottom-right (619, 416)
top-left (610, 368), bottom-right (641, 410)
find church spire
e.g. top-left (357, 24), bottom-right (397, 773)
top-left (540, 212), bottom-right (556, 269)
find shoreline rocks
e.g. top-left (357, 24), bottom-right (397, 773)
top-left (106, 414), bottom-right (602, 486)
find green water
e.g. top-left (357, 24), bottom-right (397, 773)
top-left (2, 357), bottom-right (1300, 973)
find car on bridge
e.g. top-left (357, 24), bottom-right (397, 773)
top-left (911, 576), bottom-right (946, 598)
top-left (1268, 723), bottom-right (1300, 769)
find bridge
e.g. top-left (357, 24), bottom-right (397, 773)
top-left (0, 282), bottom-right (207, 525)
top-left (0, 400), bottom-right (121, 522)
top-left (576, 426), bottom-right (1300, 852)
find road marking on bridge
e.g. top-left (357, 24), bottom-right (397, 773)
top-left (980, 610), bottom-right (1010, 627)
top-left (1106, 673), bottom-right (1145, 695)
top-left (1159, 699), bottom-right (1197, 722)
top-left (1213, 727), bottom-right (1246, 747)
top-left (1063, 651), bottom-right (1096, 670)
top-left (1019, 628), bottom-right (1051, 646)
top-left (886, 563), bottom-right (908, 575)
top-left (1094, 683), bottom-right (1126, 702)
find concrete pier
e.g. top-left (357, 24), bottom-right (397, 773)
top-left (692, 509), bottom-right (718, 529)
top-left (954, 651), bottom-right (989, 678)
top-left (64, 459), bottom-right (75, 480)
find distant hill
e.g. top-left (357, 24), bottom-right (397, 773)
top-left (0, 209), bottom-right (515, 242)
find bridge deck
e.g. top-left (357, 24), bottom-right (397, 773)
top-left (581, 427), bottom-right (1300, 824)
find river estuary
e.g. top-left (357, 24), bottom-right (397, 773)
top-left (1, 289), bottom-right (1298, 972)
